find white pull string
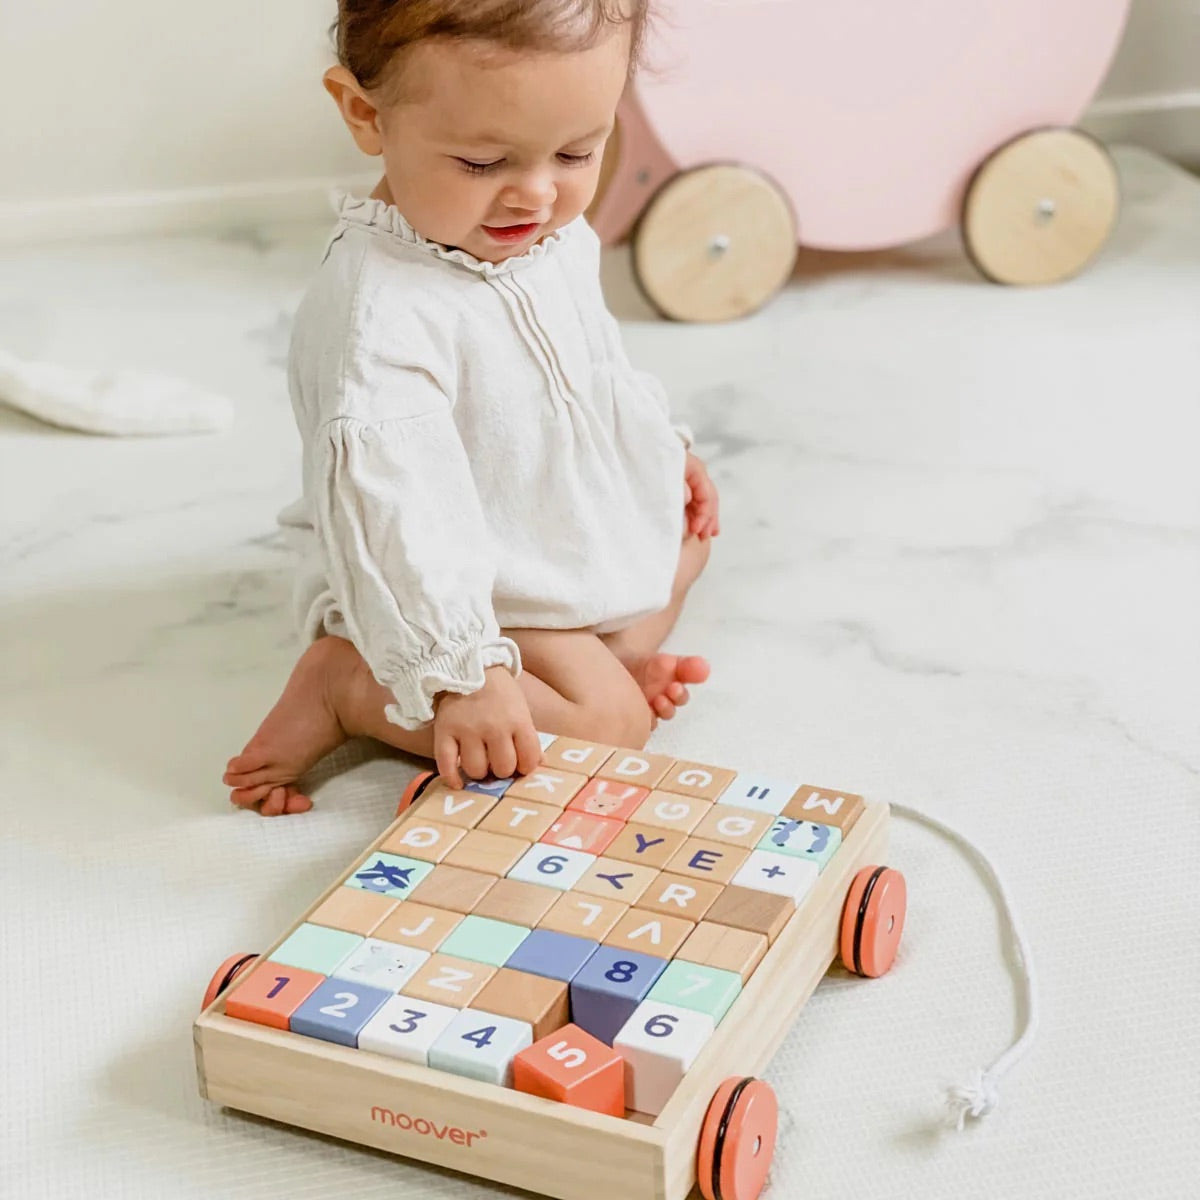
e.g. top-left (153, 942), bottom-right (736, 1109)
top-left (890, 802), bottom-right (1040, 1129)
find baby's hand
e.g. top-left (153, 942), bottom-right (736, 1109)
top-left (684, 453), bottom-right (720, 540)
top-left (433, 666), bottom-right (542, 788)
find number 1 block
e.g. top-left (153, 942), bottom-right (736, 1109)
top-left (225, 962), bottom-right (324, 1030)
top-left (512, 1024), bottom-right (626, 1115)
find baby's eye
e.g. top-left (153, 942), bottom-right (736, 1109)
top-left (558, 151), bottom-right (596, 167)
top-left (456, 158), bottom-right (503, 175)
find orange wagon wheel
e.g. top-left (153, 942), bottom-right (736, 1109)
top-left (697, 1076), bottom-right (778, 1200)
top-left (396, 770), bottom-right (438, 819)
top-left (201, 952), bottom-right (259, 1012)
top-left (840, 865), bottom-right (907, 978)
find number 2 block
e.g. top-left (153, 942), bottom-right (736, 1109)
top-left (614, 1001), bottom-right (715, 1115)
top-left (512, 1024), bottom-right (625, 1115)
top-left (428, 1009), bottom-right (534, 1086)
top-left (289, 978), bottom-right (393, 1047)
top-left (570, 946), bottom-right (667, 1046)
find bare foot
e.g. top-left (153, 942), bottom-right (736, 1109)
top-left (223, 637), bottom-right (361, 816)
top-left (632, 653), bottom-right (710, 721)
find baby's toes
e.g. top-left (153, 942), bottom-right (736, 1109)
top-left (652, 695), bottom-right (676, 720)
top-left (283, 790), bottom-right (314, 815)
top-left (259, 786), bottom-right (291, 818)
top-left (665, 682), bottom-right (690, 706)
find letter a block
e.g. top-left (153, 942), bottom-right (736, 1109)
top-left (512, 1024), bottom-right (626, 1115)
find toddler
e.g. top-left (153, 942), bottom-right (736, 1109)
top-left (224, 0), bottom-right (719, 816)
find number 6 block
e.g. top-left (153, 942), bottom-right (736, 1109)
top-left (511, 1024), bottom-right (626, 1116)
top-left (613, 1001), bottom-right (716, 1116)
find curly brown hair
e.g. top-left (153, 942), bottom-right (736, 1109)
top-left (335, 1), bottom-right (651, 95)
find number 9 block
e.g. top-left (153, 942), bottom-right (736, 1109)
top-left (511, 1024), bottom-right (626, 1116)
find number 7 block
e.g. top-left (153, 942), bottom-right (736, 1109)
top-left (512, 1024), bottom-right (626, 1116)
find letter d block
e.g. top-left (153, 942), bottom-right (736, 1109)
top-left (512, 1024), bottom-right (626, 1116)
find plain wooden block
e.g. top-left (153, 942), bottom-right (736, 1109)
top-left (657, 760), bottom-right (738, 801)
top-left (604, 823), bottom-right (688, 869)
top-left (633, 791), bottom-right (711, 834)
top-left (504, 768), bottom-right (589, 807)
top-left (307, 887), bottom-right (398, 936)
top-left (703, 885), bottom-right (794, 944)
top-left (664, 837), bottom-right (749, 885)
top-left (512, 1024), bottom-right (625, 1116)
top-left (477, 797), bottom-right (560, 840)
top-left (380, 817), bottom-right (466, 863)
top-left (595, 750), bottom-right (677, 790)
top-left (676, 921), bottom-right (768, 982)
top-left (539, 737), bottom-right (616, 777)
top-left (603, 908), bottom-right (695, 958)
top-left (573, 856), bottom-right (659, 903)
top-left (537, 892), bottom-right (629, 940)
top-left (613, 1000), bottom-right (715, 1115)
top-left (408, 865), bottom-right (497, 913)
top-left (403, 954), bottom-right (498, 1008)
top-left (637, 872), bottom-right (723, 923)
top-left (692, 806), bottom-right (775, 849)
top-left (442, 829), bottom-right (530, 876)
top-left (372, 901), bottom-right (464, 953)
top-left (417, 784), bottom-right (501, 829)
top-left (472, 967), bottom-right (571, 1042)
top-left (783, 784), bottom-right (865, 834)
top-left (541, 810), bottom-right (624, 856)
top-left (568, 778), bottom-right (649, 821)
top-left (472, 878), bottom-right (558, 927)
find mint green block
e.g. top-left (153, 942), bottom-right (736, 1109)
top-left (647, 960), bottom-right (742, 1025)
top-left (440, 915), bottom-right (531, 967)
top-left (345, 852), bottom-right (434, 898)
top-left (758, 818), bottom-right (842, 870)
top-left (273, 923), bottom-right (363, 975)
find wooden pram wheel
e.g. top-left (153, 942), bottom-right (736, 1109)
top-left (697, 1077), bottom-right (778, 1200)
top-left (396, 770), bottom-right (437, 818)
top-left (202, 952), bottom-right (258, 1012)
top-left (632, 164), bottom-right (797, 322)
top-left (962, 127), bottom-right (1120, 285)
top-left (840, 866), bottom-right (907, 978)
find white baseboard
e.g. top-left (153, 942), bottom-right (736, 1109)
top-left (1082, 89), bottom-right (1200, 170)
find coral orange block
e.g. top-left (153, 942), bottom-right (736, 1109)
top-left (512, 1024), bottom-right (625, 1116)
top-left (225, 962), bottom-right (326, 1030)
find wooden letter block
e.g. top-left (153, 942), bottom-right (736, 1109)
top-left (731, 849), bottom-right (820, 903)
top-left (717, 773), bottom-right (796, 816)
top-left (604, 823), bottom-right (688, 869)
top-left (505, 769), bottom-right (589, 807)
top-left (442, 829), bottom-right (529, 876)
top-left (472, 878), bottom-right (558, 927)
top-left (692, 806), bottom-right (775, 849)
top-left (439, 915), bottom-right (531, 967)
top-left (637, 872), bottom-right (723, 923)
top-left (478, 797), bottom-right (560, 840)
top-left (664, 838), bottom-right (749, 885)
top-left (541, 810), bottom-right (624, 856)
top-left (473, 967), bottom-right (571, 1041)
top-left (225, 962), bottom-right (325, 1030)
top-left (408, 865), bottom-right (496, 914)
top-left (358, 994), bottom-right (459, 1064)
top-left (633, 791), bottom-right (711, 834)
top-left (784, 784), bottom-right (865, 834)
top-left (658, 760), bottom-right (737, 801)
top-left (429, 1008), bottom-right (534, 1086)
top-left (417, 784), bottom-right (501, 828)
top-left (569, 778), bottom-right (650, 821)
top-left (373, 901), bottom-right (463, 952)
top-left (512, 1024), bottom-right (626, 1116)
top-left (570, 946), bottom-right (668, 1046)
top-left (704, 886), bottom-right (794, 944)
top-left (573, 857), bottom-right (659, 903)
top-left (676, 922), bottom-right (768, 982)
top-left (345, 853), bottom-right (434, 899)
top-left (613, 1000), bottom-right (715, 1115)
top-left (380, 818), bottom-right (466, 863)
top-left (646, 960), bottom-right (742, 1024)
top-left (758, 817), bottom-right (842, 870)
top-left (604, 908), bottom-right (695, 958)
top-left (403, 954), bottom-right (497, 1008)
top-left (540, 737), bottom-right (615, 777)
top-left (538, 892), bottom-right (628, 940)
top-left (330, 937), bottom-right (430, 993)
top-left (595, 750), bottom-right (677, 790)
top-left (307, 887), bottom-right (397, 936)
top-left (507, 844), bottom-right (596, 891)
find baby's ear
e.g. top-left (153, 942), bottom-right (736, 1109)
top-left (323, 66), bottom-right (384, 157)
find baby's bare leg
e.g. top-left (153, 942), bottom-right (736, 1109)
top-left (224, 628), bottom-right (651, 816)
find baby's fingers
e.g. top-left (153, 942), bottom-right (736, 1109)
top-left (515, 724), bottom-right (543, 776)
top-left (459, 736), bottom-right (490, 782)
top-left (486, 733), bottom-right (518, 782)
top-left (435, 735), bottom-right (463, 789)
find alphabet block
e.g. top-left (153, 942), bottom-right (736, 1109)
top-left (408, 865), bottom-right (496, 914)
top-left (758, 817), bottom-right (842, 870)
top-left (358, 994), bottom-right (459, 1064)
top-left (676, 922), bottom-right (768, 982)
top-left (637, 872), bottom-right (723, 923)
top-left (504, 769), bottom-right (589, 807)
top-left (471, 878), bottom-right (558, 927)
top-left (331, 937), bottom-right (430, 993)
top-left (372, 901), bottom-right (463, 953)
top-left (504, 929), bottom-right (599, 983)
top-left (380, 817), bottom-right (466, 863)
top-left (603, 908), bottom-right (695, 958)
top-left (731, 849), bottom-right (820, 903)
top-left (225, 962), bottom-right (325, 1030)
top-left (540, 737), bottom-right (616, 777)
top-left (289, 978), bottom-right (393, 1048)
top-left (512, 1024), bottom-right (626, 1116)
top-left (345, 853), bottom-right (434, 899)
top-left (613, 1000), bottom-right (715, 1115)
top-left (658, 761), bottom-right (737, 801)
top-left (633, 791), bottom-right (711, 834)
top-left (537, 892), bottom-right (629, 941)
top-left (604, 823), bottom-right (688, 869)
top-left (478, 797), bottom-right (560, 840)
top-left (703, 886), bottom-right (794, 944)
top-left (568, 777), bottom-right (650, 821)
top-left (664, 837), bottom-right (749, 885)
top-left (307, 887), bottom-right (398, 936)
top-left (417, 784), bottom-right (501, 828)
top-left (429, 1009), bottom-right (534, 1087)
top-left (573, 856), bottom-right (659, 903)
top-left (442, 829), bottom-right (530, 876)
top-left (472, 967), bottom-right (571, 1041)
top-left (439, 915), bottom-right (531, 967)
top-left (691, 806), bottom-right (774, 849)
top-left (783, 784), bottom-right (865, 834)
top-left (541, 810), bottom-right (624, 856)
top-left (595, 750), bottom-right (677, 790)
top-left (402, 954), bottom-right (497, 1008)
top-left (646, 960), bottom-right (742, 1024)
top-left (717, 774), bottom-right (796, 815)
top-left (570, 946), bottom-right (668, 1046)
top-left (507, 844), bottom-right (596, 891)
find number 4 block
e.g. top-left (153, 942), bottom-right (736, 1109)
top-left (512, 1024), bottom-right (626, 1116)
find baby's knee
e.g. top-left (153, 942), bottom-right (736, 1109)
top-left (579, 681), bottom-right (652, 751)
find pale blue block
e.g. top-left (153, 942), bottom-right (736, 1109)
top-left (465, 776), bottom-right (514, 798)
top-left (505, 929), bottom-right (597, 982)
top-left (346, 852), bottom-right (434, 898)
top-left (290, 978), bottom-right (392, 1047)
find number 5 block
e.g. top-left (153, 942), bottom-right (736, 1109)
top-left (613, 1001), bottom-right (715, 1116)
top-left (512, 1024), bottom-right (626, 1116)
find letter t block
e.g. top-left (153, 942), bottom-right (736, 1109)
top-left (512, 1024), bottom-right (626, 1116)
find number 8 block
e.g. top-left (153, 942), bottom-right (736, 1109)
top-left (511, 1024), bottom-right (626, 1116)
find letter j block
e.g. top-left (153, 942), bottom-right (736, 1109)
top-left (512, 1024), bottom-right (626, 1116)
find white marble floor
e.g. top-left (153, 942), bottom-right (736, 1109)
top-left (3, 147), bottom-right (1198, 1200)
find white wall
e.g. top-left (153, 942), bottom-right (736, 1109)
top-left (0, 0), bottom-right (1196, 242)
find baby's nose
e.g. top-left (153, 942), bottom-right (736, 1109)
top-left (502, 174), bottom-right (556, 212)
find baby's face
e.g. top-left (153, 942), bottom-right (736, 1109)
top-left (375, 31), bottom-right (629, 263)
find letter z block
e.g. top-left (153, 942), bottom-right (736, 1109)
top-left (513, 1024), bottom-right (626, 1115)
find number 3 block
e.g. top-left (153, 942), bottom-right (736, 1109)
top-left (512, 1024), bottom-right (626, 1116)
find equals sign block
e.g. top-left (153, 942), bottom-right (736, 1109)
top-left (716, 775), bottom-right (795, 816)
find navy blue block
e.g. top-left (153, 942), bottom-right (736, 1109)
top-left (504, 929), bottom-right (598, 983)
top-left (569, 946), bottom-right (667, 1046)
top-left (289, 978), bottom-right (392, 1047)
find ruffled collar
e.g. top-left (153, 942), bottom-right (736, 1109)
top-left (332, 190), bottom-right (570, 276)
